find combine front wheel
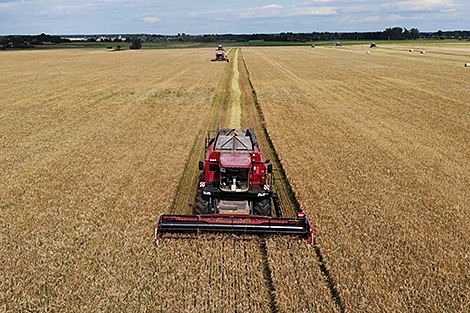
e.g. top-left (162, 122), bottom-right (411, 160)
top-left (253, 198), bottom-right (272, 216)
top-left (195, 190), bottom-right (210, 214)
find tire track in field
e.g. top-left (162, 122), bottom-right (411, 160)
top-left (169, 52), bottom-right (231, 214)
top-left (170, 48), bottom-right (245, 214)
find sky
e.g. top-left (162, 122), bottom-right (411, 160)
top-left (0, 0), bottom-right (468, 35)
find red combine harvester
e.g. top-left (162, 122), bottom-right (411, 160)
top-left (212, 51), bottom-right (229, 62)
top-left (155, 128), bottom-right (313, 245)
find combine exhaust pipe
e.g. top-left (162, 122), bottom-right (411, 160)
top-left (155, 212), bottom-right (313, 246)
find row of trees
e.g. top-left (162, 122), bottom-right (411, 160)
top-left (0, 33), bottom-right (63, 49)
top-left (2, 28), bottom-right (470, 49)
top-left (125, 27), bottom-right (470, 43)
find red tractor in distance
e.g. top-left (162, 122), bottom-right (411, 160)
top-left (156, 128), bottom-right (313, 245)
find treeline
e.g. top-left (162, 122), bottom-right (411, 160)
top-left (131, 27), bottom-right (470, 43)
top-left (2, 28), bottom-right (470, 50)
top-left (192, 28), bottom-right (470, 43)
top-left (181, 27), bottom-right (422, 43)
top-left (0, 33), bottom-right (65, 49)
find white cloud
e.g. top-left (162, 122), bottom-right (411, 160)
top-left (359, 16), bottom-right (381, 22)
top-left (1, 0), bottom-right (468, 35)
top-left (93, 0), bottom-right (132, 2)
top-left (143, 17), bottom-right (161, 23)
top-left (386, 14), bottom-right (404, 21)
top-left (287, 7), bottom-right (338, 16)
top-left (0, 2), bottom-right (18, 9)
top-left (53, 3), bottom-right (96, 13)
top-left (262, 4), bottom-right (283, 9)
top-left (46, 3), bottom-right (96, 17)
top-left (384, 0), bottom-right (454, 11)
top-left (189, 4), bottom-right (338, 19)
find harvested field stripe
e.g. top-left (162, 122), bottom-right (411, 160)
top-left (170, 48), bottom-right (249, 214)
top-left (170, 54), bottom-right (231, 214)
top-left (227, 48), bottom-right (242, 128)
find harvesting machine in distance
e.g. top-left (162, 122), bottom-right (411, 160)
top-left (156, 128), bottom-right (313, 245)
top-left (211, 51), bottom-right (229, 62)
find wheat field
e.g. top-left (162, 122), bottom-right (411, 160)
top-left (244, 45), bottom-right (470, 311)
top-left (2, 44), bottom-right (470, 312)
top-left (0, 49), bottom-right (274, 311)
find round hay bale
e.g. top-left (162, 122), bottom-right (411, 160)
top-left (366, 51), bottom-right (370, 54)
top-left (465, 63), bottom-right (470, 67)
top-left (409, 49), bottom-right (414, 52)
top-left (421, 51), bottom-right (426, 54)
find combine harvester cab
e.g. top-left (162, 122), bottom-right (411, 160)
top-left (156, 128), bottom-right (313, 245)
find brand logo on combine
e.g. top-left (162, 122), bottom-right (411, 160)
top-left (263, 184), bottom-right (270, 190)
top-left (199, 181), bottom-right (206, 188)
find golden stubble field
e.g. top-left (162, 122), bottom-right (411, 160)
top-left (0, 48), bottom-right (279, 311)
top-left (244, 45), bottom-right (470, 311)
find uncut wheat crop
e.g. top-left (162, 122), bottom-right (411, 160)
top-left (266, 238), bottom-right (340, 312)
top-left (0, 48), bottom-right (272, 311)
top-left (154, 234), bottom-right (271, 312)
top-left (244, 45), bottom-right (470, 311)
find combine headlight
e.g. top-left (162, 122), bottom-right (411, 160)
top-left (257, 193), bottom-right (268, 197)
